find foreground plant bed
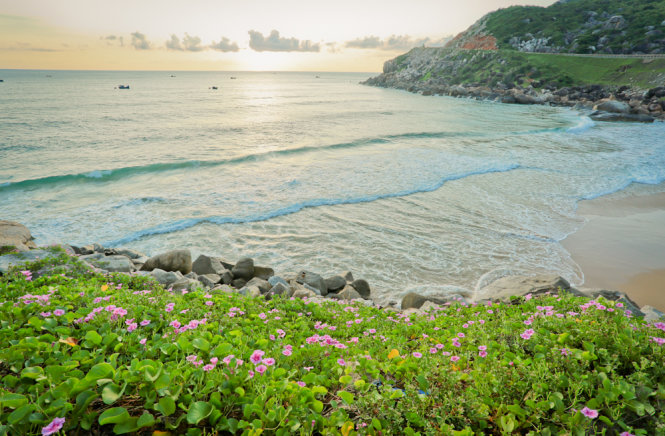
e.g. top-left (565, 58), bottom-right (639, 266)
top-left (0, 250), bottom-right (663, 435)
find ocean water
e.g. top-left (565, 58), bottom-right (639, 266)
top-left (2, 70), bottom-right (664, 305)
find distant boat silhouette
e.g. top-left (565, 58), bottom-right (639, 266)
top-left (118, 85), bottom-right (130, 89)
top-left (210, 86), bottom-right (218, 90)
top-left (315, 75), bottom-right (320, 78)
top-left (230, 77), bottom-right (237, 79)
top-left (170, 75), bottom-right (176, 77)
top-left (0, 79), bottom-right (3, 83)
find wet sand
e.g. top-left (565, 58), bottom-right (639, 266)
top-left (562, 185), bottom-right (665, 312)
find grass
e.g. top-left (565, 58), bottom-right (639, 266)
top-left (0, 248), bottom-right (664, 435)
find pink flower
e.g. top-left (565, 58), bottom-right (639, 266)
top-left (457, 333), bottom-right (465, 338)
top-left (478, 345), bottom-right (487, 351)
top-left (282, 349), bottom-right (292, 356)
top-left (620, 432), bottom-right (635, 436)
top-left (304, 366), bottom-right (313, 371)
top-left (41, 417), bottom-right (65, 435)
top-left (478, 351), bottom-right (487, 358)
top-left (297, 381), bottom-right (306, 387)
top-left (53, 309), bottom-right (65, 316)
top-left (205, 301), bottom-right (213, 306)
top-left (581, 407), bottom-right (598, 419)
top-left (250, 350), bottom-right (265, 364)
top-left (139, 338), bottom-right (147, 345)
top-left (262, 357), bottom-right (275, 366)
top-left (223, 355), bottom-right (235, 365)
top-left (210, 357), bottom-right (219, 365)
top-left (255, 364), bottom-right (267, 375)
top-left (140, 320), bottom-right (150, 326)
top-left (248, 370), bottom-right (254, 379)
top-left (450, 356), bottom-right (460, 362)
top-left (561, 348), bottom-right (569, 356)
top-left (203, 364), bottom-right (215, 371)
top-left (186, 354), bottom-right (198, 363)
top-left (337, 358), bottom-right (346, 366)
top-left (412, 352), bottom-right (422, 358)
top-left (435, 343), bottom-right (444, 349)
top-left (40, 312), bottom-right (51, 317)
top-left (429, 347), bottom-right (438, 354)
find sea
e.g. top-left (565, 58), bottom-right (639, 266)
top-left (1, 70), bottom-right (664, 305)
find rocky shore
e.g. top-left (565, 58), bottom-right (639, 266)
top-left (364, 72), bottom-right (665, 123)
top-left (1, 220), bottom-right (663, 322)
top-left (362, 47), bottom-right (665, 123)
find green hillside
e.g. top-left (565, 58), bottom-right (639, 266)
top-left (483, 0), bottom-right (665, 54)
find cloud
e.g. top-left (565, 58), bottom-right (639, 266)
top-left (166, 33), bottom-right (205, 51)
top-left (210, 36), bottom-right (239, 52)
top-left (131, 31), bottom-right (150, 50)
top-left (248, 30), bottom-right (320, 52)
top-left (345, 34), bottom-right (433, 51)
top-left (102, 34), bottom-right (124, 47)
top-left (0, 42), bottom-right (60, 52)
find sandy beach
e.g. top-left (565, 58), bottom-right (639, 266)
top-left (562, 183), bottom-right (665, 312)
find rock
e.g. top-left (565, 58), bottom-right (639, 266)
top-left (185, 272), bottom-right (198, 280)
top-left (501, 95), bottom-right (517, 104)
top-left (232, 278), bottom-right (247, 289)
top-left (594, 100), bottom-right (630, 113)
top-left (150, 268), bottom-right (184, 287)
top-left (335, 285), bottom-right (362, 301)
top-left (83, 255), bottom-right (134, 273)
top-left (79, 253), bottom-right (106, 262)
top-left (232, 257), bottom-right (254, 280)
top-left (292, 288), bottom-right (317, 299)
top-left (192, 254), bottom-right (226, 276)
top-left (254, 266), bottom-right (275, 280)
top-left (114, 248), bottom-right (145, 259)
top-left (579, 288), bottom-right (644, 317)
top-left (589, 112), bottom-right (654, 123)
top-left (296, 271), bottom-right (328, 296)
top-left (641, 305), bottom-right (665, 322)
top-left (141, 249), bottom-right (192, 274)
top-left (170, 278), bottom-right (200, 293)
top-left (475, 274), bottom-right (583, 302)
top-left (133, 256), bottom-right (149, 265)
top-left (268, 276), bottom-right (289, 287)
top-left (401, 292), bottom-right (455, 310)
top-left (324, 275), bottom-right (347, 292)
top-left (0, 221), bottom-right (37, 252)
top-left (0, 249), bottom-right (52, 274)
top-left (199, 274), bottom-right (221, 288)
top-left (267, 282), bottom-right (291, 298)
top-left (220, 269), bottom-right (233, 285)
top-left (513, 93), bottom-right (542, 105)
top-left (420, 301), bottom-right (446, 312)
top-left (211, 284), bottom-right (236, 294)
top-left (239, 285), bottom-right (262, 298)
top-left (245, 277), bottom-right (271, 294)
top-left (350, 279), bottom-right (371, 298)
top-left (342, 271), bottom-right (354, 282)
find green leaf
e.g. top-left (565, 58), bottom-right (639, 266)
top-left (86, 363), bottom-right (115, 381)
top-left (339, 375), bottom-right (352, 384)
top-left (112, 417), bottom-right (138, 434)
top-left (137, 412), bottom-right (155, 428)
top-left (20, 366), bottom-right (45, 380)
top-left (372, 418), bottom-right (382, 430)
top-left (102, 382), bottom-right (126, 405)
top-left (338, 391), bottom-right (354, 405)
top-left (0, 393), bottom-right (28, 408)
top-left (234, 387), bottom-right (245, 397)
top-left (156, 397), bottom-right (176, 416)
top-left (192, 338), bottom-right (210, 352)
top-left (499, 414), bottom-right (516, 433)
top-left (311, 400), bottom-right (323, 413)
top-left (389, 389), bottom-right (404, 399)
top-left (8, 404), bottom-right (34, 425)
top-left (187, 401), bottom-right (212, 425)
top-left (85, 330), bottom-right (103, 346)
top-left (98, 407), bottom-right (130, 426)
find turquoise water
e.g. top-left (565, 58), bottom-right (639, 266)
top-left (2, 70), bottom-right (664, 304)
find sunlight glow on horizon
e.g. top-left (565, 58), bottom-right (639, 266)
top-left (0, 0), bottom-right (556, 71)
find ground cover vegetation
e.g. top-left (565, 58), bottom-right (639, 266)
top-left (0, 248), bottom-right (664, 435)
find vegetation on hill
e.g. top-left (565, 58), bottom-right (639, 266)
top-left (0, 249), bottom-right (664, 435)
top-left (482, 0), bottom-right (665, 54)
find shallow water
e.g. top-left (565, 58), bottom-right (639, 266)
top-left (2, 70), bottom-right (664, 304)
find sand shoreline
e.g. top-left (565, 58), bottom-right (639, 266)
top-left (562, 184), bottom-right (665, 311)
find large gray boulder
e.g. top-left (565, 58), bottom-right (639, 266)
top-left (170, 277), bottom-right (200, 293)
top-left (350, 279), bottom-right (371, 298)
top-left (232, 257), bottom-right (254, 280)
top-left (83, 255), bottom-right (134, 273)
top-left (589, 112), bottom-right (654, 123)
top-left (141, 249), bottom-right (192, 274)
top-left (641, 305), bottom-right (665, 322)
top-left (267, 282), bottom-right (291, 298)
top-left (324, 275), bottom-right (347, 293)
top-left (199, 274), bottom-right (221, 288)
top-left (0, 221), bottom-right (37, 252)
top-left (220, 269), bottom-right (233, 285)
top-left (594, 100), bottom-right (631, 114)
top-left (238, 285), bottom-right (262, 298)
top-left (296, 271), bottom-right (328, 296)
top-left (401, 292), bottom-right (455, 310)
top-left (114, 248), bottom-right (145, 259)
top-left (244, 277), bottom-right (271, 294)
top-left (192, 254), bottom-right (226, 276)
top-left (0, 249), bottom-right (51, 274)
top-left (334, 285), bottom-right (362, 301)
top-left (475, 274), bottom-right (583, 302)
top-left (253, 266), bottom-right (275, 280)
top-left (268, 276), bottom-right (289, 288)
top-left (150, 268), bottom-right (184, 287)
top-left (292, 288), bottom-right (317, 299)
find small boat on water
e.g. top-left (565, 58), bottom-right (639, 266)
top-left (0, 79), bottom-right (3, 82)
top-left (118, 85), bottom-right (130, 89)
top-left (230, 77), bottom-right (237, 80)
top-left (210, 86), bottom-right (218, 90)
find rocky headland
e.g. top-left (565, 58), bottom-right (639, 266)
top-left (2, 220), bottom-right (663, 322)
top-left (363, 0), bottom-right (665, 122)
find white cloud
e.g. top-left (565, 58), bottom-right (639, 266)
top-left (248, 29), bottom-right (320, 52)
top-left (131, 31), bottom-right (150, 50)
top-left (345, 34), bottom-right (441, 51)
top-left (210, 36), bottom-right (239, 52)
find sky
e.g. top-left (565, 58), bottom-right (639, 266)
top-left (0, 0), bottom-right (555, 72)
